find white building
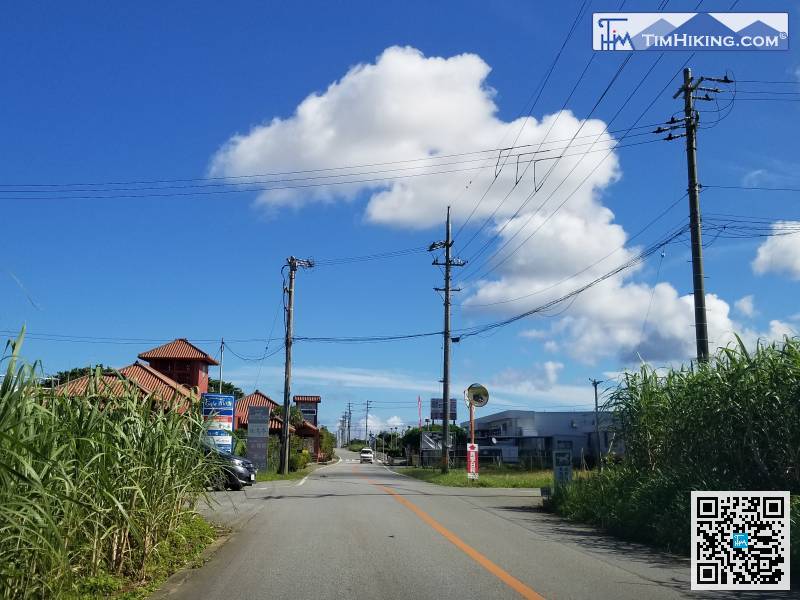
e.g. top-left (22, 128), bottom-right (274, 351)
top-left (461, 409), bottom-right (616, 466)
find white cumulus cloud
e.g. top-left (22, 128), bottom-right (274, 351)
top-left (211, 45), bottom-right (787, 365)
top-left (734, 294), bottom-right (756, 318)
top-left (752, 222), bottom-right (800, 280)
top-left (210, 46), bottom-right (618, 230)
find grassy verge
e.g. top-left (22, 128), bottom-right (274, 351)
top-left (255, 464), bottom-right (317, 482)
top-left (400, 466), bottom-right (560, 488)
top-left (73, 513), bottom-right (218, 599)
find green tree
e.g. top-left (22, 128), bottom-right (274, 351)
top-left (50, 365), bottom-right (111, 386)
top-left (319, 427), bottom-right (336, 461)
top-left (274, 405), bottom-right (304, 427)
top-left (207, 379), bottom-right (244, 399)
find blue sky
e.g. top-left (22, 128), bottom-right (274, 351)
top-left (2, 1), bottom-right (799, 435)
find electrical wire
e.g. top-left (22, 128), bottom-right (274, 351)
top-left (225, 343), bottom-right (286, 362)
top-left (456, 225), bottom-right (691, 340)
top-left (459, 193), bottom-right (686, 309)
top-left (459, 54), bottom-right (696, 287)
top-left (704, 184), bottom-right (800, 193)
top-left (0, 137), bottom-right (670, 202)
top-left (313, 246), bottom-right (429, 266)
top-left (453, 0), bottom-right (593, 239)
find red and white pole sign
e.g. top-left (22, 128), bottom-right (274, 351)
top-left (467, 443), bottom-right (479, 480)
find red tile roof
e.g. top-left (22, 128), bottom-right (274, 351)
top-left (271, 416), bottom-right (294, 433)
top-left (138, 338), bottom-right (219, 365)
top-left (293, 395), bottom-right (321, 403)
top-left (295, 419), bottom-right (319, 434)
top-left (121, 362), bottom-right (194, 404)
top-left (56, 361), bottom-right (194, 412)
top-left (234, 390), bottom-right (279, 428)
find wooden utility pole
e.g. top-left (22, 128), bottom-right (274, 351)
top-left (590, 378), bottom-right (603, 471)
top-left (280, 256), bottom-right (313, 475)
top-left (430, 207), bottom-right (466, 474)
top-left (364, 398), bottom-right (371, 442)
top-left (667, 67), bottom-right (731, 363)
top-left (218, 338), bottom-right (224, 393)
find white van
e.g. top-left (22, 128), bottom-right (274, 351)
top-left (359, 448), bottom-right (374, 464)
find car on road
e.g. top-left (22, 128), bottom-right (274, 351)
top-left (360, 447), bottom-right (374, 464)
top-left (205, 444), bottom-right (257, 491)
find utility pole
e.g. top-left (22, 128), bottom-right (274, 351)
top-left (218, 338), bottom-right (224, 393)
top-left (590, 379), bottom-right (603, 471)
top-left (280, 256), bottom-right (314, 475)
top-left (364, 398), bottom-right (370, 442)
top-left (430, 206), bottom-right (466, 474)
top-left (347, 401), bottom-right (352, 445)
top-left (664, 68), bottom-right (730, 363)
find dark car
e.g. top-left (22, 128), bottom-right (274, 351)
top-left (204, 444), bottom-right (256, 491)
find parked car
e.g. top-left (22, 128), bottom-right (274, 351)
top-left (360, 447), bottom-right (374, 464)
top-left (205, 444), bottom-right (256, 491)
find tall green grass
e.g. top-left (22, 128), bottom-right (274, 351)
top-left (0, 333), bottom-right (215, 598)
top-left (552, 336), bottom-right (799, 572)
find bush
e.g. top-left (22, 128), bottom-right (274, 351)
top-left (289, 450), bottom-right (309, 472)
top-left (347, 439), bottom-right (367, 452)
top-left (550, 337), bottom-right (800, 574)
top-left (319, 426), bottom-right (336, 461)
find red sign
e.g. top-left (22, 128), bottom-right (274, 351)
top-left (467, 443), bottom-right (479, 480)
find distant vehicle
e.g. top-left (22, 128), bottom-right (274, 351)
top-left (204, 444), bottom-right (256, 491)
top-left (360, 447), bottom-right (374, 464)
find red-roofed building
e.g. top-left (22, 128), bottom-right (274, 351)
top-left (56, 361), bottom-right (194, 413)
top-left (138, 338), bottom-right (219, 394)
top-left (293, 394), bottom-right (321, 427)
top-left (234, 390), bottom-right (291, 434)
top-left (295, 419), bottom-right (321, 457)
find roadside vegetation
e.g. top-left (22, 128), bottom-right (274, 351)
top-left (402, 466), bottom-right (558, 488)
top-left (347, 438), bottom-right (367, 452)
top-left (549, 336), bottom-right (799, 574)
top-left (0, 333), bottom-right (218, 599)
top-left (235, 420), bottom-right (337, 482)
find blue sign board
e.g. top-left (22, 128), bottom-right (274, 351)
top-left (201, 393), bottom-right (236, 454)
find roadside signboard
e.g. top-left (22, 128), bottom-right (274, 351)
top-left (247, 406), bottom-right (269, 472)
top-left (467, 443), bottom-right (479, 480)
top-left (430, 398), bottom-right (457, 422)
top-left (553, 449), bottom-right (573, 487)
top-left (420, 431), bottom-right (454, 450)
top-left (201, 393), bottom-right (235, 454)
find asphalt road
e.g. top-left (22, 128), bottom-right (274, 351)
top-left (153, 450), bottom-right (772, 600)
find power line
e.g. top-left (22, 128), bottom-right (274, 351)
top-left (731, 79), bottom-right (800, 85)
top-left (460, 193), bottom-right (686, 309)
top-left (225, 342), bottom-right (286, 362)
top-left (294, 332), bottom-right (441, 344)
top-left (456, 225), bottom-right (691, 340)
top-left (704, 184), bottom-right (800, 193)
top-left (458, 53), bottom-right (651, 280)
top-left (456, 54), bottom-right (601, 257)
top-left (456, 0), bottom-right (684, 263)
top-left (0, 124), bottom-right (667, 192)
top-left (313, 246), bottom-right (429, 266)
top-left (453, 0), bottom-right (593, 239)
top-left (0, 330), bottom-right (284, 345)
top-left (458, 54), bottom-right (695, 286)
top-left (255, 293), bottom-right (285, 389)
top-left (0, 137), bottom-right (669, 202)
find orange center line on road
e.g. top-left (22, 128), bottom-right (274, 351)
top-left (357, 471), bottom-right (545, 600)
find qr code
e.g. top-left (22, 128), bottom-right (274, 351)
top-left (691, 491), bottom-right (790, 590)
